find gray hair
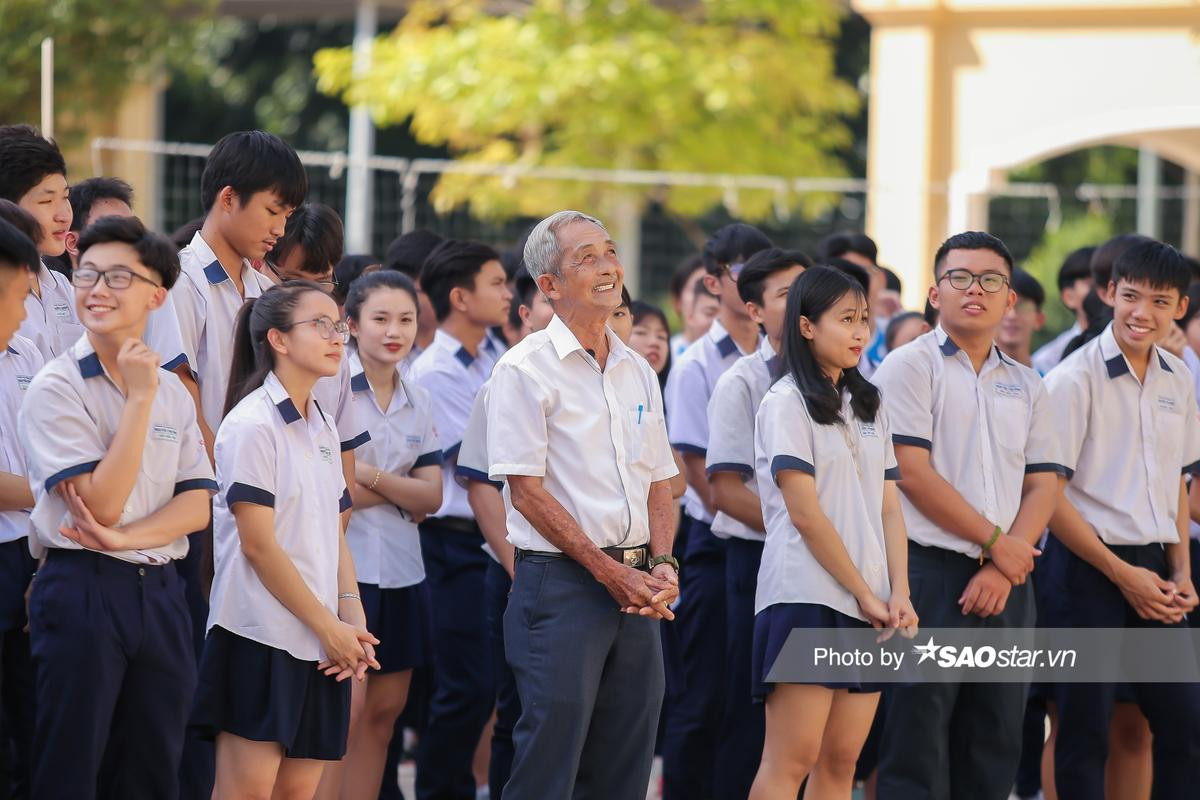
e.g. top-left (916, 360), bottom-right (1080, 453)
top-left (523, 210), bottom-right (608, 280)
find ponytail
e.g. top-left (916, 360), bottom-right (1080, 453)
top-left (222, 280), bottom-right (326, 417)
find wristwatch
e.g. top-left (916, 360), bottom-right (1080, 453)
top-left (649, 554), bottom-right (680, 573)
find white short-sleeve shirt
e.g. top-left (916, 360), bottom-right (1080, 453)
top-left (705, 339), bottom-right (777, 542)
top-left (18, 335), bottom-right (217, 564)
top-left (344, 352), bottom-right (441, 588)
top-left (456, 383), bottom-right (507, 565)
top-left (871, 326), bottom-right (1066, 557)
top-left (665, 318), bottom-right (760, 522)
top-left (486, 315), bottom-right (678, 552)
top-left (408, 329), bottom-right (501, 520)
top-left (1032, 322), bottom-right (1082, 376)
top-left (0, 336), bottom-right (44, 545)
top-left (754, 376), bottom-right (899, 619)
top-left (1046, 323), bottom-right (1200, 546)
top-left (174, 232), bottom-right (276, 432)
top-left (207, 371), bottom-right (352, 661)
top-left (312, 355), bottom-right (371, 454)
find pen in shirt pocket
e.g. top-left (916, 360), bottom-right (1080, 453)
top-left (637, 403), bottom-right (644, 424)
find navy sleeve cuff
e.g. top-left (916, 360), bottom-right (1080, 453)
top-left (1026, 463), bottom-right (1069, 476)
top-left (706, 462), bottom-right (754, 480)
top-left (884, 466), bottom-right (901, 481)
top-left (672, 442), bottom-right (707, 457)
top-left (340, 430), bottom-right (371, 452)
top-left (161, 353), bottom-right (189, 373)
top-left (44, 460), bottom-right (101, 494)
top-left (443, 441), bottom-right (462, 460)
top-left (455, 465), bottom-right (504, 490)
top-left (226, 482), bottom-right (276, 508)
top-left (174, 478), bottom-right (218, 495)
top-left (339, 488), bottom-right (353, 513)
top-left (771, 455), bottom-right (815, 481)
top-left (414, 450), bottom-right (445, 469)
top-left (1184, 460), bottom-right (1200, 477)
top-left (892, 434), bottom-right (932, 450)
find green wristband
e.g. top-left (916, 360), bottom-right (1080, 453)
top-left (982, 525), bottom-right (1002, 553)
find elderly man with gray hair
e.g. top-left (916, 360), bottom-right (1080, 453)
top-left (485, 210), bottom-right (680, 798)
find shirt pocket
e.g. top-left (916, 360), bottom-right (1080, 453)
top-left (992, 394), bottom-right (1030, 457)
top-left (140, 423), bottom-right (184, 484)
top-left (625, 408), bottom-right (662, 469)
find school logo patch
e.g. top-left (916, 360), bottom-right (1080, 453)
top-left (52, 302), bottom-right (72, 321)
top-left (406, 434), bottom-right (422, 449)
top-left (16, 374), bottom-right (32, 391)
top-left (319, 445), bottom-right (335, 463)
top-left (1158, 395), bottom-right (1179, 413)
top-left (151, 424), bottom-right (179, 443)
top-left (858, 421), bottom-right (879, 438)
top-left (994, 382), bottom-right (1024, 399)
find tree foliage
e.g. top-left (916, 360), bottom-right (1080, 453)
top-left (315, 0), bottom-right (858, 221)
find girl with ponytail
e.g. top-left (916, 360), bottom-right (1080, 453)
top-left (749, 266), bottom-right (918, 800)
top-left (193, 280), bottom-right (380, 797)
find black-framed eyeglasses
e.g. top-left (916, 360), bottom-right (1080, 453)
top-left (71, 267), bottom-right (162, 290)
top-left (265, 260), bottom-right (337, 293)
top-left (280, 316), bottom-right (350, 343)
top-left (938, 269), bottom-right (1009, 294)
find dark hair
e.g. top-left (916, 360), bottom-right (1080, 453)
top-left (0, 124), bottom-right (66, 202)
top-left (201, 131), bottom-right (307, 212)
top-left (419, 240), bottom-right (501, 321)
top-left (923, 298), bottom-right (939, 327)
top-left (333, 254), bottom-right (380, 306)
top-left (933, 231), bottom-right (1014, 277)
top-left (737, 247), bottom-right (811, 306)
top-left (885, 311), bottom-right (926, 352)
top-left (1091, 233), bottom-right (1151, 288)
top-left (619, 285), bottom-right (632, 308)
top-left (0, 199), bottom-right (43, 247)
top-left (1185, 256), bottom-right (1200, 284)
top-left (1010, 268), bottom-right (1046, 308)
top-left (68, 177), bottom-right (133, 231)
top-left (509, 270), bottom-right (539, 330)
top-left (384, 230), bottom-right (444, 280)
top-left (881, 265), bottom-right (902, 294)
top-left (344, 269), bottom-right (420, 328)
top-left (1178, 282), bottom-right (1200, 330)
top-left (224, 281), bottom-right (327, 416)
top-left (778, 266), bottom-right (880, 425)
top-left (821, 258), bottom-right (870, 294)
top-left (500, 245), bottom-right (524, 281)
top-left (0, 217), bottom-right (39, 274)
top-left (76, 216), bottom-right (181, 289)
top-left (816, 231), bottom-right (878, 266)
top-left (1057, 246), bottom-right (1096, 291)
top-left (1111, 238), bottom-right (1190, 297)
top-left (670, 254), bottom-right (704, 299)
top-left (702, 223), bottom-right (773, 276)
top-left (266, 203), bottom-right (343, 276)
top-left (171, 216), bottom-right (205, 249)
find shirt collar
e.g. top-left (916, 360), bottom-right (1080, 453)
top-left (188, 231), bottom-right (254, 287)
top-left (432, 329), bottom-right (482, 369)
top-left (1099, 322), bottom-right (1172, 379)
top-left (72, 335), bottom-right (105, 379)
top-left (934, 325), bottom-right (1012, 368)
top-left (704, 318), bottom-right (738, 358)
top-left (348, 351), bottom-right (409, 406)
top-left (546, 314), bottom-right (631, 366)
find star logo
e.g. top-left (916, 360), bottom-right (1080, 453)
top-left (913, 636), bottom-right (940, 664)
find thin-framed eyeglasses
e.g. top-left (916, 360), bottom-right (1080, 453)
top-left (279, 316), bottom-right (350, 343)
top-left (71, 268), bottom-right (162, 290)
top-left (938, 269), bottom-right (1009, 293)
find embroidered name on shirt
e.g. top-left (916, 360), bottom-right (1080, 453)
top-left (1158, 395), bottom-right (1179, 413)
top-left (994, 382), bottom-right (1024, 398)
top-left (406, 434), bottom-right (422, 449)
top-left (16, 375), bottom-right (32, 390)
top-left (52, 302), bottom-right (71, 320)
top-left (858, 421), bottom-right (879, 438)
top-left (319, 445), bottom-right (334, 463)
top-left (151, 424), bottom-right (179, 443)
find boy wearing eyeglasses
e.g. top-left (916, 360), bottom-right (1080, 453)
top-left (17, 215), bottom-right (217, 798)
top-left (872, 231), bottom-right (1065, 800)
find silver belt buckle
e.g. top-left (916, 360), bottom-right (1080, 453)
top-left (623, 548), bottom-right (645, 568)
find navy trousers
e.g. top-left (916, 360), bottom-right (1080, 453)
top-left (485, 559), bottom-right (520, 800)
top-left (661, 518), bottom-right (728, 800)
top-left (415, 520), bottom-right (496, 800)
top-left (714, 536), bottom-right (765, 800)
top-left (877, 542), bottom-right (1035, 800)
top-left (1040, 535), bottom-right (1200, 800)
top-left (503, 553), bottom-right (663, 800)
top-left (176, 528), bottom-right (214, 800)
top-left (30, 549), bottom-right (196, 800)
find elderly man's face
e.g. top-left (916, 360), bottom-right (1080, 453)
top-left (547, 220), bottom-right (625, 312)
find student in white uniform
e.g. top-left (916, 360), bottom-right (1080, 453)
top-left (873, 231), bottom-right (1064, 800)
top-left (193, 281), bottom-right (380, 799)
top-left (0, 220), bottom-right (42, 796)
top-left (1031, 246), bottom-right (1094, 374)
top-left (1044, 239), bottom-right (1200, 800)
top-left (662, 222), bottom-right (772, 799)
top-left (332, 271), bottom-right (443, 799)
top-left (706, 247), bottom-right (808, 799)
top-left (17, 216), bottom-right (218, 799)
top-left (748, 265), bottom-right (917, 800)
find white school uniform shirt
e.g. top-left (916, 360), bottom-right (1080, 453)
top-left (312, 354), bottom-right (371, 454)
top-left (1032, 321), bottom-right (1082, 376)
top-left (18, 335), bottom-right (217, 564)
top-left (487, 314), bottom-right (678, 552)
top-left (665, 318), bottom-right (760, 523)
top-left (1046, 323), bottom-right (1200, 547)
top-left (408, 328), bottom-right (501, 520)
top-left (456, 383), bottom-right (506, 564)
top-left (173, 232), bottom-right (276, 432)
top-left (705, 339), bottom-right (778, 542)
top-left (754, 377), bottom-right (899, 619)
top-left (872, 326), bottom-right (1065, 558)
top-left (0, 336), bottom-right (44, 545)
top-left (344, 352), bottom-right (441, 588)
top-left (207, 371), bottom-right (352, 662)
